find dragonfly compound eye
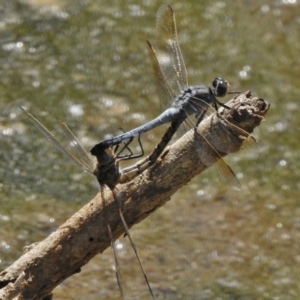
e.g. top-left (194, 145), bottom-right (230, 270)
top-left (212, 77), bottom-right (229, 97)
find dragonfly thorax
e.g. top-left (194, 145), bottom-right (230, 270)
top-left (175, 85), bottom-right (212, 107)
top-left (93, 148), bottom-right (120, 188)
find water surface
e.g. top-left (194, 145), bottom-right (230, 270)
top-left (0, 0), bottom-right (299, 299)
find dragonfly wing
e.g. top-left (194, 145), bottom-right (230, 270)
top-left (214, 157), bottom-right (241, 189)
top-left (56, 117), bottom-right (96, 171)
top-left (238, 135), bottom-right (259, 160)
top-left (155, 4), bottom-right (188, 93)
top-left (20, 107), bottom-right (94, 174)
top-left (197, 132), bottom-right (241, 189)
top-left (147, 41), bottom-right (176, 107)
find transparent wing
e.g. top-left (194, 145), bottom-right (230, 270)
top-left (56, 117), bottom-right (96, 170)
top-left (20, 107), bottom-right (94, 174)
top-left (198, 132), bottom-right (241, 189)
top-left (147, 41), bottom-right (177, 107)
top-left (155, 4), bottom-right (188, 95)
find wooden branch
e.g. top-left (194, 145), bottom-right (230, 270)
top-left (0, 91), bottom-right (270, 300)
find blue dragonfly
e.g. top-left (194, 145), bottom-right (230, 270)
top-left (91, 5), bottom-right (256, 188)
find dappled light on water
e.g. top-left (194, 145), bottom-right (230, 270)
top-left (1, 0), bottom-right (300, 298)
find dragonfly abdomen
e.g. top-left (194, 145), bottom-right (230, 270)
top-left (90, 106), bottom-right (183, 154)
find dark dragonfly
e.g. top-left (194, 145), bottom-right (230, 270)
top-left (20, 107), bottom-right (154, 299)
top-left (91, 5), bottom-right (248, 188)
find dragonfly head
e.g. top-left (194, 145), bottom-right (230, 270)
top-left (212, 77), bottom-right (229, 97)
top-left (92, 146), bottom-right (111, 162)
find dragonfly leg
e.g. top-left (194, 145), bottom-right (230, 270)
top-left (215, 98), bottom-right (230, 110)
top-left (115, 134), bottom-right (144, 161)
top-left (195, 107), bottom-right (209, 128)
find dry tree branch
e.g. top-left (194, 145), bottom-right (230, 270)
top-left (0, 91), bottom-right (270, 300)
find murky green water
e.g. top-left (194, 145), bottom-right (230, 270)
top-left (1, 0), bottom-right (300, 299)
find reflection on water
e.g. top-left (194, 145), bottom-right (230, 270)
top-left (1, 0), bottom-right (300, 298)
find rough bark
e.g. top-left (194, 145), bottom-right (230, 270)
top-left (0, 91), bottom-right (270, 300)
